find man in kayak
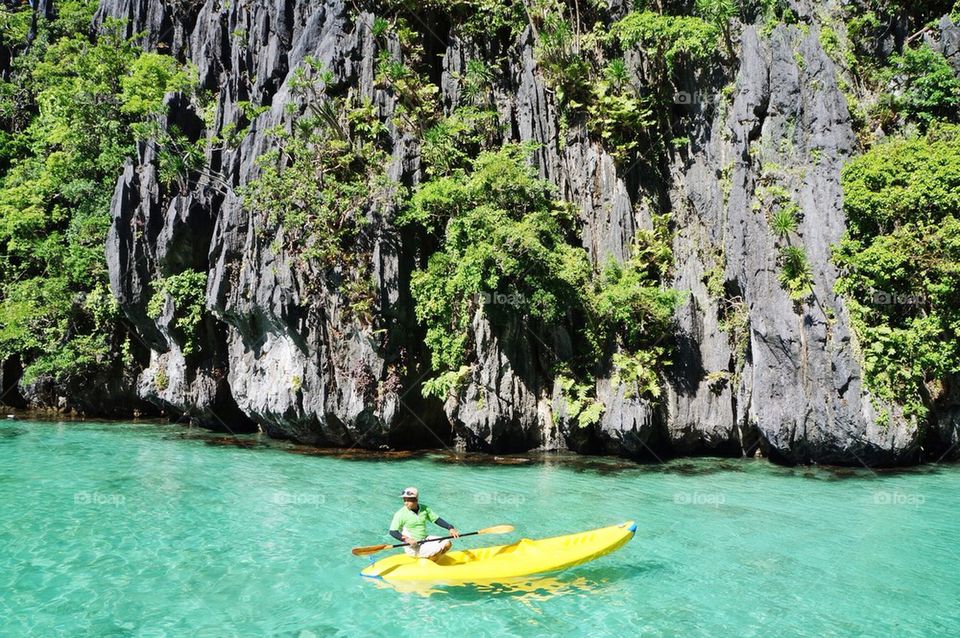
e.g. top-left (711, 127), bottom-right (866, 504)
top-left (389, 487), bottom-right (459, 559)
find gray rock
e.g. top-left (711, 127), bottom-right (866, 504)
top-left (90, 0), bottom-right (958, 464)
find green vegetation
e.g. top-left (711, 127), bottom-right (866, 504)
top-left (702, 240), bottom-right (749, 386)
top-left (610, 349), bottom-right (666, 400)
top-left (0, 2), bottom-right (190, 389)
top-left (834, 125), bottom-right (960, 420)
top-left (875, 44), bottom-right (960, 131)
top-left (770, 209), bottom-right (799, 237)
top-left (753, 173), bottom-right (810, 302)
top-left (154, 368), bottom-right (169, 392)
top-left (612, 11), bottom-right (721, 75)
top-left (147, 270), bottom-right (208, 356)
top-left (777, 246), bottom-right (814, 302)
top-left (402, 143), bottom-right (592, 374)
top-left (241, 58), bottom-right (394, 321)
top-left (591, 216), bottom-right (681, 358)
top-left (403, 144), bottom-right (681, 409)
top-left (533, 7), bottom-right (592, 107)
top-left (693, 0), bottom-right (737, 58)
top-left (422, 365), bottom-right (472, 402)
top-left (383, 0), bottom-right (526, 38)
top-left (705, 369), bottom-right (731, 394)
top-left (558, 375), bottom-right (605, 428)
top-left (5, 0), bottom-right (953, 440)
top-left (518, 4), bottom-right (727, 165)
top-left (827, 2), bottom-right (960, 143)
top-left (373, 18), bottom-right (440, 133)
top-left (459, 59), bottom-right (495, 106)
top-left (818, 24), bottom-right (840, 59)
top-left (585, 64), bottom-right (655, 162)
top-left (421, 107), bottom-right (501, 177)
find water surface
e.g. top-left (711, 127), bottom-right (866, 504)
top-left (1, 420), bottom-right (957, 636)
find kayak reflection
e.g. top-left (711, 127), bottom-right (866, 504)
top-left (364, 561), bottom-right (661, 599)
top-left (366, 573), bottom-right (597, 599)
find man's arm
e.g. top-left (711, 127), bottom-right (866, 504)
top-left (389, 511), bottom-right (417, 546)
top-left (434, 517), bottom-right (460, 537)
top-left (424, 506), bottom-right (459, 537)
top-left (389, 528), bottom-right (419, 546)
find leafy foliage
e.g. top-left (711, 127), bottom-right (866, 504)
top-left (770, 208), bottom-right (799, 237)
top-left (612, 11), bottom-right (721, 75)
top-left (585, 73), bottom-right (655, 162)
top-left (838, 125), bottom-right (960, 238)
top-left (876, 44), bottom-right (960, 131)
top-left (611, 350), bottom-right (666, 399)
top-left (533, 9), bottom-right (592, 108)
top-left (777, 246), bottom-right (814, 302)
top-left (373, 19), bottom-right (440, 133)
top-left (241, 59), bottom-right (395, 320)
top-left (422, 365), bottom-right (472, 401)
top-left (147, 270), bottom-right (208, 356)
top-left (420, 107), bottom-right (501, 178)
top-left (383, 0), bottom-right (526, 38)
top-left (403, 145), bottom-right (681, 406)
top-left (0, 4), bottom-right (190, 387)
top-left (558, 375), bottom-right (605, 428)
top-left (834, 125), bottom-right (960, 419)
top-left (591, 217), bottom-right (682, 355)
top-left (403, 143), bottom-right (592, 372)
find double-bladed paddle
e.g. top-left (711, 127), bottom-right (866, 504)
top-left (351, 524), bottom-right (514, 556)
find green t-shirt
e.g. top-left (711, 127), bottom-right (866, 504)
top-left (389, 504), bottom-right (439, 542)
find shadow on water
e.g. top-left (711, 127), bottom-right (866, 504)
top-left (0, 426), bottom-right (26, 442)
top-left (18, 417), bottom-right (951, 478)
top-left (365, 561), bottom-right (667, 600)
top-left (774, 463), bottom-right (951, 481)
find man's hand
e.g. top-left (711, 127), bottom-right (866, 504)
top-left (449, 528), bottom-right (460, 538)
top-left (402, 535), bottom-right (418, 548)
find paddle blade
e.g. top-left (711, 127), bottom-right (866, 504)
top-left (352, 544), bottom-right (390, 556)
top-left (478, 524), bottom-right (514, 535)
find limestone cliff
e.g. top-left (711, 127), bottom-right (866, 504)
top-left (84, 0), bottom-right (960, 464)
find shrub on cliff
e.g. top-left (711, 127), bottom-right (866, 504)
top-left (875, 44), bottom-right (960, 131)
top-left (240, 59), bottom-right (395, 323)
top-left (835, 124), bottom-right (960, 420)
top-left (402, 144), bottom-right (680, 404)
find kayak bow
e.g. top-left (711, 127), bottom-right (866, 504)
top-left (361, 520), bottom-right (636, 583)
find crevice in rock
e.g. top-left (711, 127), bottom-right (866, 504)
top-left (0, 356), bottom-right (27, 409)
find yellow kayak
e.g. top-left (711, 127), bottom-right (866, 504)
top-left (360, 521), bottom-right (636, 583)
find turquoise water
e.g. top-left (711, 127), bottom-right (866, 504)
top-left (1, 420), bottom-right (958, 637)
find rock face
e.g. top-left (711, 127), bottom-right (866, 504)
top-left (93, 0), bottom-right (960, 464)
top-left (716, 25), bottom-right (918, 465)
top-left (0, 355), bottom-right (26, 410)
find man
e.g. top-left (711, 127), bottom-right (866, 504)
top-left (389, 487), bottom-right (460, 560)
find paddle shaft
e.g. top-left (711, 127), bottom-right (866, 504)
top-left (351, 524), bottom-right (513, 555)
top-left (390, 529), bottom-right (472, 548)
